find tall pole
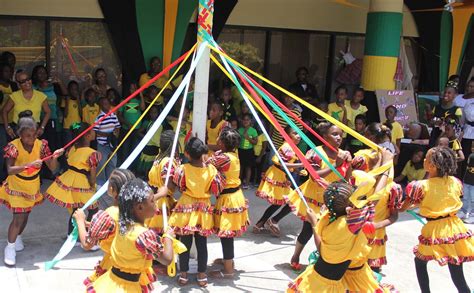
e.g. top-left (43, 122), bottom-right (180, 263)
top-left (193, 0), bottom-right (214, 141)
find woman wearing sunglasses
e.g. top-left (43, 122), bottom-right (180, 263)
top-left (2, 71), bottom-right (51, 140)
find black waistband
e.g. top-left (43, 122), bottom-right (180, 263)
top-left (221, 186), bottom-right (241, 195)
top-left (467, 120), bottom-right (474, 127)
top-left (347, 264), bottom-right (364, 271)
top-left (426, 214), bottom-right (451, 221)
top-left (111, 267), bottom-right (140, 282)
top-left (143, 145), bottom-right (159, 156)
top-left (314, 257), bottom-right (351, 281)
top-left (68, 165), bottom-right (89, 176)
top-left (15, 172), bottom-right (40, 181)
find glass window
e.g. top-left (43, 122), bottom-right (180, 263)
top-left (0, 19), bottom-right (46, 74)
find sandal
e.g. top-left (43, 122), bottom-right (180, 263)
top-left (252, 225), bottom-right (266, 234)
top-left (209, 270), bottom-right (234, 279)
top-left (213, 258), bottom-right (224, 265)
top-left (265, 219), bottom-right (281, 237)
top-left (177, 273), bottom-right (188, 286)
top-left (197, 274), bottom-right (208, 287)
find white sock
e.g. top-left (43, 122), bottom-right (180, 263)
top-left (16, 235), bottom-right (22, 240)
top-left (7, 242), bottom-right (15, 248)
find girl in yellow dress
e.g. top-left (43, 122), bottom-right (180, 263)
top-left (285, 123), bottom-right (352, 270)
top-left (253, 126), bottom-right (302, 236)
top-left (169, 137), bottom-right (225, 287)
top-left (88, 178), bottom-right (173, 293)
top-left (403, 147), bottom-right (474, 292)
top-left (44, 122), bottom-right (101, 235)
top-left (73, 169), bottom-right (135, 287)
top-left (207, 101), bottom-right (230, 153)
top-left (146, 130), bottom-right (179, 234)
top-left (1, 112), bottom-right (62, 266)
top-left (207, 127), bottom-right (249, 278)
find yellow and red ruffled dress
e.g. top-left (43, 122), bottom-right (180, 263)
top-left (406, 176), bottom-right (474, 265)
top-left (206, 119), bottom-right (230, 155)
top-left (44, 146), bottom-right (101, 209)
top-left (208, 150), bottom-right (249, 237)
top-left (257, 142), bottom-right (296, 206)
top-left (366, 182), bottom-right (404, 268)
top-left (0, 139), bottom-right (51, 213)
top-left (145, 156), bottom-right (178, 233)
top-left (284, 146), bottom-right (341, 221)
top-left (287, 207), bottom-right (373, 293)
top-left (169, 163), bottom-right (225, 236)
top-left (88, 223), bottom-right (164, 293)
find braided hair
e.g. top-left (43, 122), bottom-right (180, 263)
top-left (185, 137), bottom-right (208, 160)
top-left (118, 178), bottom-right (152, 235)
top-left (219, 127), bottom-right (241, 152)
top-left (109, 168), bottom-right (136, 196)
top-left (323, 181), bottom-right (355, 222)
top-left (70, 122), bottom-right (90, 145)
top-left (427, 147), bottom-right (457, 177)
top-left (156, 130), bottom-right (175, 162)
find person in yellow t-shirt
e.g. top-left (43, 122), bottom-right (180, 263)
top-left (345, 87), bottom-right (368, 130)
top-left (62, 81), bottom-right (82, 143)
top-left (81, 88), bottom-right (100, 126)
top-left (395, 148), bottom-right (426, 185)
top-left (327, 85), bottom-right (348, 124)
top-left (384, 105), bottom-right (404, 151)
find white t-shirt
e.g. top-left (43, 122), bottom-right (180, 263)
top-left (454, 94), bottom-right (470, 108)
top-left (463, 100), bottom-right (474, 139)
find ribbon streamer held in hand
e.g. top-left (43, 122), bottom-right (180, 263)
top-left (44, 43), bottom-right (206, 271)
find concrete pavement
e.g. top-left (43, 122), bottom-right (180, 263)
top-left (0, 183), bottom-right (473, 292)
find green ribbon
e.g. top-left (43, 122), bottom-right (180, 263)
top-left (407, 210), bottom-right (427, 225)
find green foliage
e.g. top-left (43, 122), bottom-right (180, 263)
top-left (218, 42), bottom-right (263, 70)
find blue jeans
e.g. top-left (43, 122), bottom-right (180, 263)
top-left (462, 183), bottom-right (474, 214)
top-left (97, 144), bottom-right (117, 186)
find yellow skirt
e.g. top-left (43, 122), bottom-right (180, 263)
top-left (84, 253), bottom-right (113, 286)
top-left (284, 178), bottom-right (324, 221)
top-left (342, 263), bottom-right (384, 293)
top-left (256, 165), bottom-right (292, 206)
top-left (145, 196), bottom-right (176, 233)
top-left (214, 189), bottom-right (249, 238)
top-left (414, 216), bottom-right (474, 265)
top-left (169, 194), bottom-right (214, 236)
top-left (86, 266), bottom-right (156, 292)
top-left (367, 228), bottom-right (388, 268)
top-left (287, 265), bottom-right (345, 293)
top-left (0, 175), bottom-right (43, 213)
top-left (44, 170), bottom-right (97, 209)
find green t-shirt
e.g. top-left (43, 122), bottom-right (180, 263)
top-left (238, 127), bottom-right (258, 150)
top-left (120, 98), bottom-right (142, 129)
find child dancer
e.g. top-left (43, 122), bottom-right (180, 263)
top-left (45, 122), bottom-right (101, 235)
top-left (73, 169), bottom-right (135, 286)
top-left (1, 113), bottom-right (62, 265)
top-left (169, 137), bottom-right (225, 287)
top-left (207, 101), bottom-right (230, 152)
top-left (207, 128), bottom-right (249, 278)
top-left (285, 122), bottom-right (352, 269)
top-left (146, 130), bottom-right (178, 234)
top-left (88, 178), bottom-right (173, 292)
top-left (254, 126), bottom-right (303, 237)
top-left (403, 147), bottom-right (473, 292)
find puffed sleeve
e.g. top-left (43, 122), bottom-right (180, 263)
top-left (278, 143), bottom-right (296, 162)
top-left (405, 180), bottom-right (425, 205)
top-left (172, 166), bottom-right (186, 192)
top-left (87, 210), bottom-right (116, 246)
top-left (347, 204), bottom-right (375, 235)
top-left (87, 151), bottom-right (102, 169)
top-left (3, 143), bottom-right (18, 159)
top-left (160, 158), bottom-right (178, 181)
top-left (208, 165), bottom-right (226, 197)
top-left (135, 229), bottom-right (164, 260)
top-left (306, 150), bottom-right (322, 168)
top-left (40, 139), bottom-right (52, 159)
top-left (206, 151), bottom-right (231, 173)
top-left (387, 183), bottom-right (405, 210)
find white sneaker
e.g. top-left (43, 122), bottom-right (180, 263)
top-left (15, 236), bottom-right (24, 252)
top-left (4, 243), bottom-right (16, 266)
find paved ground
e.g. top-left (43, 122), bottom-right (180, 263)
top-left (0, 183), bottom-right (473, 292)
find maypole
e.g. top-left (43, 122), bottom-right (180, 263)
top-left (193, 0), bottom-right (214, 140)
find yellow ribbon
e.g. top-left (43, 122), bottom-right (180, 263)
top-left (209, 46), bottom-right (381, 151)
top-left (97, 44), bottom-right (197, 175)
top-left (350, 161), bottom-right (394, 208)
top-left (162, 233), bottom-right (187, 277)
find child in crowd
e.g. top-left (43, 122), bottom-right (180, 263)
top-left (394, 148), bottom-right (427, 186)
top-left (88, 179), bottom-right (173, 292)
top-left (207, 101), bottom-right (230, 152)
top-left (384, 105), bottom-right (403, 156)
top-left (220, 87), bottom-right (237, 122)
top-left (253, 129), bottom-right (269, 187)
top-left (460, 142), bottom-right (474, 224)
top-left (345, 87), bottom-right (367, 130)
top-left (169, 137), bottom-right (225, 287)
top-left (45, 122), bottom-right (101, 235)
top-left (207, 128), bottom-right (249, 278)
top-left (73, 169), bottom-right (136, 286)
top-left (143, 85), bottom-right (160, 107)
top-left (285, 122), bottom-right (352, 270)
top-left (81, 88), bottom-right (100, 126)
top-left (136, 106), bottom-right (161, 178)
top-left (105, 88), bottom-right (121, 106)
top-left (238, 113), bottom-right (258, 189)
top-left (1, 112), bottom-right (62, 266)
top-left (62, 81), bottom-right (82, 144)
top-left (94, 96), bottom-right (121, 186)
top-left (345, 114), bottom-right (367, 155)
top-left (239, 101), bottom-right (256, 126)
top-left (146, 130), bottom-right (178, 234)
top-left (443, 115), bottom-right (464, 163)
top-left (169, 107), bottom-right (191, 161)
top-left (402, 147), bottom-right (473, 293)
top-left (327, 85), bottom-right (348, 124)
top-left (254, 126), bottom-right (303, 236)
top-left (366, 122), bottom-right (397, 154)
